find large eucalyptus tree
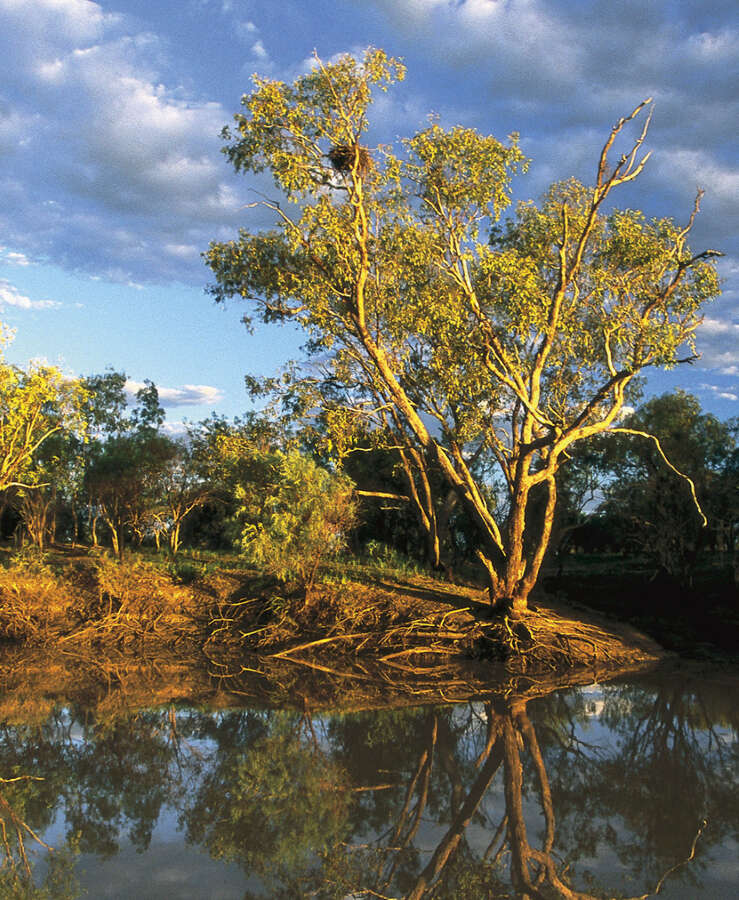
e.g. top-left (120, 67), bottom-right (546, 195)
top-left (206, 49), bottom-right (720, 613)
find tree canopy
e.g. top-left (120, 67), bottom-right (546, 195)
top-left (0, 330), bottom-right (88, 497)
top-left (206, 48), bottom-right (721, 613)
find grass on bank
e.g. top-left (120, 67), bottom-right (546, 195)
top-left (0, 543), bottom-right (675, 678)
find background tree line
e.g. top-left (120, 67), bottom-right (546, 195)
top-left (0, 323), bottom-right (736, 595)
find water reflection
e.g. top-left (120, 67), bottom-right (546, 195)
top-left (0, 671), bottom-right (736, 898)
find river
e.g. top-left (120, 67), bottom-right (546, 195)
top-left (0, 657), bottom-right (736, 898)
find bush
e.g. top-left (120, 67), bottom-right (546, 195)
top-left (166, 558), bottom-right (206, 585)
top-left (236, 450), bottom-right (357, 597)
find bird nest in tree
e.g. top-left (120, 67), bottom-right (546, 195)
top-left (328, 142), bottom-right (372, 175)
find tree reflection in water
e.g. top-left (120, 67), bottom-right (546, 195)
top-left (0, 674), bottom-right (735, 898)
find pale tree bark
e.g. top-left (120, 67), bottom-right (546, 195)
top-left (214, 64), bottom-right (719, 615)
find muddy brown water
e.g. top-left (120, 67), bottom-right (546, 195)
top-left (0, 652), bottom-right (736, 898)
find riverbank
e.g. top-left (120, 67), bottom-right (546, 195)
top-left (0, 549), bottom-right (666, 678)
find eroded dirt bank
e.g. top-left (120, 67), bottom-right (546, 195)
top-left (0, 556), bottom-right (666, 685)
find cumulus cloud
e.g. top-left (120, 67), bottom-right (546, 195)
top-left (125, 379), bottom-right (224, 407)
top-left (0, 279), bottom-right (60, 309)
top-left (0, 0), bottom-right (249, 284)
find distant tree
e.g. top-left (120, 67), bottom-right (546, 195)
top-left (16, 430), bottom-right (83, 550)
top-left (79, 369), bottom-right (129, 438)
top-left (83, 382), bottom-right (170, 559)
top-left (599, 392), bottom-right (736, 579)
top-left (149, 440), bottom-right (210, 555)
top-left (206, 49), bottom-right (721, 614)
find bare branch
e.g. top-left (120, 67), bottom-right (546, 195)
top-left (610, 427), bottom-right (707, 526)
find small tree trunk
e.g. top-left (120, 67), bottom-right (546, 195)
top-left (106, 517), bottom-right (123, 559)
top-left (426, 529), bottom-right (441, 570)
top-left (170, 521), bottom-right (181, 556)
top-left (476, 549), bottom-right (504, 609)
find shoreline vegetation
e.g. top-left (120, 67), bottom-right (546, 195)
top-left (0, 49), bottom-right (734, 693)
top-left (0, 545), bottom-right (681, 689)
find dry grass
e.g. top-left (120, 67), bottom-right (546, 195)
top-left (0, 554), bottom-right (666, 681)
top-left (0, 554), bottom-right (209, 649)
top-left (0, 563), bottom-right (75, 644)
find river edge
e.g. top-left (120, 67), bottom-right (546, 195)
top-left (0, 553), bottom-right (667, 686)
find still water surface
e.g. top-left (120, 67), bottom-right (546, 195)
top-left (0, 666), bottom-right (736, 898)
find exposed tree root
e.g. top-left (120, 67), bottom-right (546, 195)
top-left (203, 576), bottom-right (666, 690)
top-left (0, 559), bottom-right (664, 684)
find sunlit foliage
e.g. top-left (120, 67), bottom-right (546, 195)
top-left (206, 48), bottom-right (721, 611)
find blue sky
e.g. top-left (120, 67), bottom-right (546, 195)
top-left (0, 0), bottom-right (737, 429)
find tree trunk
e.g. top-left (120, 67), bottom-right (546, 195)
top-left (105, 517), bottom-right (124, 560)
top-left (169, 521), bottom-right (181, 557)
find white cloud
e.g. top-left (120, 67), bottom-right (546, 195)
top-left (700, 382), bottom-right (738, 402)
top-left (0, 248), bottom-right (30, 266)
top-left (366, 0), bottom-right (580, 96)
top-left (656, 150), bottom-right (739, 210)
top-left (0, 0), bottom-right (111, 47)
top-left (687, 28), bottom-right (739, 61)
top-left (699, 317), bottom-right (739, 337)
top-left (125, 380), bottom-right (224, 408)
top-left (164, 243), bottom-right (200, 259)
top-left (161, 420), bottom-right (190, 438)
top-left (251, 39), bottom-right (268, 61)
top-left (0, 279), bottom-right (60, 309)
top-left (696, 317), bottom-right (739, 375)
top-left (0, 0), bottom-right (249, 283)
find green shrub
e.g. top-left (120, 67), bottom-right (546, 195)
top-left (166, 559), bottom-right (206, 585)
top-left (235, 449), bottom-right (357, 597)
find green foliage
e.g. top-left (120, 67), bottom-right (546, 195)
top-left (207, 49), bottom-right (721, 609)
top-left (165, 557), bottom-right (206, 584)
top-left (221, 732), bottom-right (349, 869)
top-left (361, 540), bottom-right (420, 576)
top-left (231, 446), bottom-right (357, 592)
top-left (6, 544), bottom-right (49, 573)
top-left (0, 331), bottom-right (89, 497)
top-left (598, 392), bottom-right (737, 578)
top-left (79, 369), bottom-right (128, 437)
top-left (0, 845), bottom-right (81, 900)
